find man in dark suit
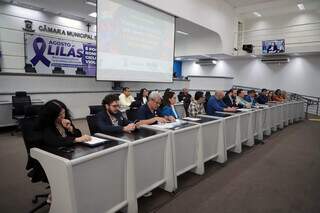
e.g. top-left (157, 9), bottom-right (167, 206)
top-left (96, 94), bottom-right (135, 134)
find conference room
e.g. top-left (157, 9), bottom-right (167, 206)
top-left (0, 0), bottom-right (319, 213)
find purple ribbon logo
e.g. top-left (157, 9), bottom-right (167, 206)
top-left (31, 37), bottom-right (51, 67)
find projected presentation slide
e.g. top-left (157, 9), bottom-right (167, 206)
top-left (97, 0), bottom-right (175, 82)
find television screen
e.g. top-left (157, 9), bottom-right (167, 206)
top-left (262, 39), bottom-right (285, 54)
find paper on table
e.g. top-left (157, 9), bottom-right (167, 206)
top-left (256, 104), bottom-right (269, 108)
top-left (153, 119), bottom-right (187, 129)
top-left (183, 117), bottom-right (201, 121)
top-left (82, 136), bottom-right (108, 145)
top-left (237, 108), bottom-right (253, 112)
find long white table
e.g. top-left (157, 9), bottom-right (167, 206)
top-left (30, 100), bottom-right (304, 213)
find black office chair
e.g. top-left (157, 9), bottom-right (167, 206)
top-left (20, 117), bottom-right (49, 213)
top-left (25, 63), bottom-right (37, 73)
top-left (52, 67), bottom-right (65, 74)
top-left (25, 105), bottom-right (43, 118)
top-left (11, 91), bottom-right (32, 135)
top-left (86, 115), bottom-right (98, 135)
top-left (126, 108), bottom-right (139, 122)
top-left (75, 67), bottom-right (86, 75)
top-left (88, 105), bottom-right (103, 115)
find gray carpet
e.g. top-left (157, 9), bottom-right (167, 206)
top-left (0, 118), bottom-right (319, 213)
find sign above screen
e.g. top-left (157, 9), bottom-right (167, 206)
top-left (262, 39), bottom-right (285, 54)
top-left (97, 0), bottom-right (175, 82)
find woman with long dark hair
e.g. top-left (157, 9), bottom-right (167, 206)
top-left (37, 100), bottom-right (91, 147)
top-left (160, 91), bottom-right (179, 121)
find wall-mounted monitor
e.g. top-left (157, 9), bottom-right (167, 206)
top-left (262, 39), bottom-right (285, 54)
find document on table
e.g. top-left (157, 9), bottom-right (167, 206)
top-left (183, 117), bottom-right (201, 121)
top-left (81, 136), bottom-right (109, 146)
top-left (237, 108), bottom-right (253, 112)
top-left (153, 119), bottom-right (188, 129)
top-left (256, 104), bottom-right (269, 108)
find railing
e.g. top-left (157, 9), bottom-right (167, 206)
top-left (233, 85), bottom-right (320, 117)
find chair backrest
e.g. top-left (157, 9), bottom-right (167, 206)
top-left (12, 95), bottom-right (32, 117)
top-left (89, 105), bottom-right (104, 115)
top-left (86, 115), bottom-right (98, 135)
top-left (126, 108), bottom-right (138, 122)
top-left (52, 67), bottom-right (65, 74)
top-left (24, 105), bottom-right (43, 118)
top-left (15, 91), bottom-right (27, 97)
top-left (20, 118), bottom-right (42, 167)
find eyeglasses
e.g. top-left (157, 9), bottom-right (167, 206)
top-left (110, 104), bottom-right (120, 108)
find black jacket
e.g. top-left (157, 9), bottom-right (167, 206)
top-left (223, 95), bottom-right (236, 107)
top-left (96, 110), bottom-right (130, 134)
top-left (42, 123), bottom-right (82, 148)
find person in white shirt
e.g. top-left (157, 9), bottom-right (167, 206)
top-left (119, 87), bottom-right (135, 107)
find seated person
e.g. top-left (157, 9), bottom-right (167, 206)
top-left (130, 88), bottom-right (148, 110)
top-left (256, 89), bottom-right (268, 104)
top-left (244, 90), bottom-right (257, 106)
top-left (96, 94), bottom-right (135, 134)
top-left (188, 91), bottom-right (206, 117)
top-left (273, 89), bottom-right (284, 102)
top-left (236, 89), bottom-right (251, 108)
top-left (119, 87), bottom-right (135, 107)
top-left (160, 91), bottom-right (179, 121)
top-left (138, 88), bottom-right (149, 105)
top-left (178, 88), bottom-right (192, 116)
top-left (136, 91), bottom-right (168, 126)
top-left (281, 90), bottom-right (288, 101)
top-left (37, 100), bottom-right (91, 147)
top-left (223, 88), bottom-right (237, 107)
top-left (268, 91), bottom-right (274, 102)
top-left (207, 90), bottom-right (237, 115)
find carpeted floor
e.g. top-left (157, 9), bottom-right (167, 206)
top-left (0, 117), bottom-right (319, 213)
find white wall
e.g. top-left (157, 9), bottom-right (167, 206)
top-left (182, 55), bottom-right (320, 97)
top-left (238, 11), bottom-right (320, 55)
top-left (139, 0), bottom-right (236, 55)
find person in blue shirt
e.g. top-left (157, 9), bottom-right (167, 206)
top-left (256, 88), bottom-right (269, 104)
top-left (160, 91), bottom-right (179, 121)
top-left (207, 90), bottom-right (237, 115)
top-left (244, 90), bottom-right (257, 106)
top-left (136, 91), bottom-right (168, 126)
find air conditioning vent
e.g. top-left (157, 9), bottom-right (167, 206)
top-left (261, 57), bottom-right (290, 64)
top-left (195, 59), bottom-right (217, 66)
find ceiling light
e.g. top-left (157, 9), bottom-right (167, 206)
top-left (175, 57), bottom-right (182, 61)
top-left (89, 12), bottom-right (97, 18)
top-left (297, 3), bottom-right (305, 10)
top-left (86, 0), bottom-right (97, 7)
top-left (253, 12), bottom-right (262, 17)
top-left (176, 30), bottom-right (189, 35)
top-left (212, 60), bottom-right (217, 64)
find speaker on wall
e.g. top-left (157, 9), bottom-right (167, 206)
top-left (242, 44), bottom-right (253, 53)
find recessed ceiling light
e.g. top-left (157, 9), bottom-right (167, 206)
top-left (253, 12), bottom-right (262, 17)
top-left (89, 12), bottom-right (97, 18)
top-left (297, 3), bottom-right (305, 10)
top-left (86, 0), bottom-right (96, 7)
top-left (176, 30), bottom-right (189, 36)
